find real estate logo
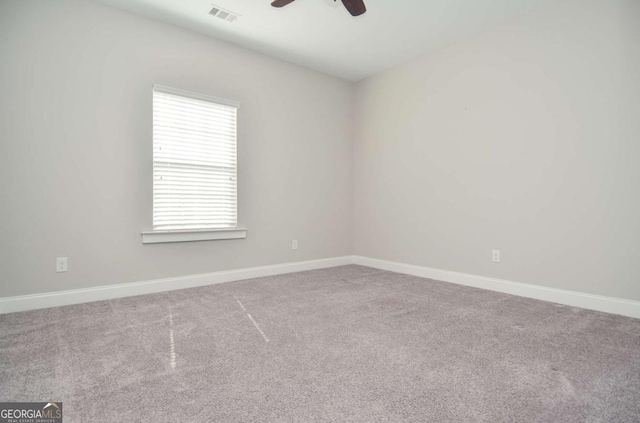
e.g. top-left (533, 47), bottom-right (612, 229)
top-left (0, 402), bottom-right (62, 423)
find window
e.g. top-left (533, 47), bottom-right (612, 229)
top-left (143, 85), bottom-right (245, 244)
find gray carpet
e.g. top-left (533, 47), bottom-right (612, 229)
top-left (1, 265), bottom-right (640, 422)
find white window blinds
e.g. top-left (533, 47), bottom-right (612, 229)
top-left (152, 85), bottom-right (240, 231)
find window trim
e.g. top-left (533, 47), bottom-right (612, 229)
top-left (141, 228), bottom-right (247, 244)
top-left (153, 84), bottom-right (241, 109)
top-left (144, 85), bottom-right (244, 244)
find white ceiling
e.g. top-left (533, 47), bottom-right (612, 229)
top-left (95, 0), bottom-right (549, 81)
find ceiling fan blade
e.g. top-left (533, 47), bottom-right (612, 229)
top-left (341, 0), bottom-right (366, 16)
top-left (271, 0), bottom-right (296, 7)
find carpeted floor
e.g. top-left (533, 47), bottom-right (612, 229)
top-left (1, 265), bottom-right (640, 422)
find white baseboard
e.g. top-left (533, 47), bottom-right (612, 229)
top-left (0, 256), bottom-right (353, 314)
top-left (353, 256), bottom-right (640, 319)
top-left (3, 255), bottom-right (638, 319)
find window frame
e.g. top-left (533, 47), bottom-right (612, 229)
top-left (142, 85), bottom-right (246, 244)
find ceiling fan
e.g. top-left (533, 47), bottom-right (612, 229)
top-left (271, 0), bottom-right (366, 17)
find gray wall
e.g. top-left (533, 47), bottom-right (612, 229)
top-left (354, 0), bottom-right (640, 301)
top-left (0, 0), bottom-right (354, 297)
top-left (3, 0), bottom-right (639, 303)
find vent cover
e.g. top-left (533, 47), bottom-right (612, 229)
top-left (209, 5), bottom-right (239, 23)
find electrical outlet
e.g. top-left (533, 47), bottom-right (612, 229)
top-left (56, 257), bottom-right (68, 273)
top-left (292, 240), bottom-right (298, 250)
top-left (492, 250), bottom-right (501, 263)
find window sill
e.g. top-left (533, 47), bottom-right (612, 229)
top-left (141, 228), bottom-right (247, 244)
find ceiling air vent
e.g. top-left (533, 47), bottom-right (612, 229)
top-left (209, 5), bottom-right (239, 23)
